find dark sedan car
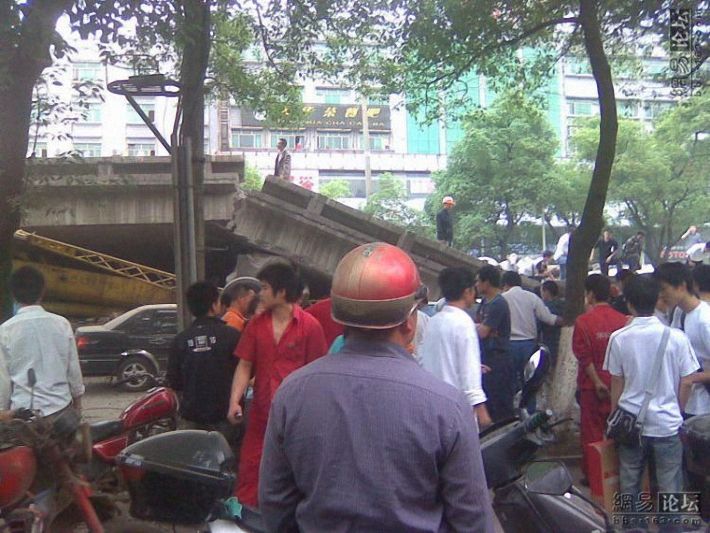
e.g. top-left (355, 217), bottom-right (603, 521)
top-left (75, 304), bottom-right (177, 391)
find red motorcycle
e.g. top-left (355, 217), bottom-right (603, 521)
top-left (0, 370), bottom-right (113, 532)
top-left (86, 374), bottom-right (178, 491)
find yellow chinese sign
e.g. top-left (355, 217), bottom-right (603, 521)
top-left (242, 103), bottom-right (391, 130)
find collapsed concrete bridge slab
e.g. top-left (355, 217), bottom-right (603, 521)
top-left (230, 177), bottom-right (536, 297)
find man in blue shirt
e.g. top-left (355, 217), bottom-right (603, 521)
top-left (473, 265), bottom-right (516, 423)
top-left (259, 243), bottom-right (494, 533)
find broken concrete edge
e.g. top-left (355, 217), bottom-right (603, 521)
top-left (238, 176), bottom-right (539, 291)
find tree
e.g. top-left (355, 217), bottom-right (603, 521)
top-left (0, 0), bottom-right (331, 322)
top-left (243, 164), bottom-right (264, 190)
top-left (319, 179), bottom-right (351, 200)
top-left (0, 1), bottom-right (74, 320)
top-left (430, 91), bottom-right (556, 258)
top-left (364, 173), bottom-right (430, 232)
top-left (571, 93), bottom-right (710, 263)
top-left (284, 0), bottom-right (705, 319)
top-left (543, 160), bottom-right (591, 234)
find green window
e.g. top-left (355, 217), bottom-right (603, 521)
top-left (316, 88), bottom-right (351, 104)
top-left (126, 102), bottom-right (156, 124)
top-left (74, 143), bottom-right (102, 157)
top-left (231, 129), bottom-right (262, 148)
top-left (317, 131), bottom-right (350, 150)
top-left (72, 62), bottom-right (102, 81)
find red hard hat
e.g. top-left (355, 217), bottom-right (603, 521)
top-left (331, 242), bottom-right (422, 329)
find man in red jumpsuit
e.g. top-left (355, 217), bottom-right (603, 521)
top-left (572, 274), bottom-right (628, 482)
top-left (227, 262), bottom-right (327, 508)
top-left (305, 297), bottom-right (344, 347)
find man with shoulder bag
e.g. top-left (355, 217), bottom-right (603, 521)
top-left (603, 275), bottom-right (699, 527)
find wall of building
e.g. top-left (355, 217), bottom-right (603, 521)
top-left (31, 33), bottom-right (678, 209)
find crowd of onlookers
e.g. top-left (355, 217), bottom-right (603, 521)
top-left (2, 239), bottom-right (709, 529)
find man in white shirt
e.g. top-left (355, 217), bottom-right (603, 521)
top-left (553, 226), bottom-right (574, 280)
top-left (501, 271), bottom-right (562, 391)
top-left (0, 348), bottom-right (11, 420)
top-left (0, 266), bottom-right (85, 416)
top-left (603, 275), bottom-right (698, 521)
top-left (421, 267), bottom-right (492, 429)
top-left (654, 262), bottom-right (710, 416)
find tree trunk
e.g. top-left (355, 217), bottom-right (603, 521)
top-left (564, 0), bottom-right (618, 322)
top-left (0, 1), bottom-right (72, 323)
top-left (178, 0), bottom-right (211, 280)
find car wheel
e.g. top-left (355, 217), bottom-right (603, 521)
top-left (116, 356), bottom-right (156, 392)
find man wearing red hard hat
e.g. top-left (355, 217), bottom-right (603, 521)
top-left (259, 242), bottom-right (494, 532)
top-left (437, 195), bottom-right (456, 246)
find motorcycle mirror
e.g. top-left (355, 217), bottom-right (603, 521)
top-left (523, 461), bottom-right (573, 496)
top-left (523, 349), bottom-right (542, 383)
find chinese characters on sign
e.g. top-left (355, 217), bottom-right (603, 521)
top-left (669, 7), bottom-right (705, 97)
top-left (241, 104), bottom-right (391, 130)
top-left (612, 492), bottom-right (702, 528)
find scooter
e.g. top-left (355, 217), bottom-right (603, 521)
top-left (480, 346), bottom-right (614, 532)
top-left (116, 347), bottom-right (613, 533)
top-left (85, 373), bottom-right (178, 491)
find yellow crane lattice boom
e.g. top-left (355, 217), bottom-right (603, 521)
top-left (14, 229), bottom-right (176, 290)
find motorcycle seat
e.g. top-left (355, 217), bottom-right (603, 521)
top-left (90, 420), bottom-right (125, 443)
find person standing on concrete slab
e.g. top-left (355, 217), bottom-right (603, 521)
top-left (273, 138), bottom-right (291, 180)
top-left (436, 196), bottom-right (455, 246)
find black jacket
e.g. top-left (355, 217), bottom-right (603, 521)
top-left (436, 208), bottom-right (453, 241)
top-left (167, 316), bottom-right (240, 424)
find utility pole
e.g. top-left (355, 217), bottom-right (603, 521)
top-left (361, 95), bottom-right (372, 199)
top-left (108, 74), bottom-right (197, 330)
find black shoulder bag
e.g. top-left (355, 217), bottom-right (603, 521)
top-left (606, 327), bottom-right (670, 447)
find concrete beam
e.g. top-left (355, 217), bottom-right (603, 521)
top-left (21, 155), bottom-right (244, 227)
top-left (230, 177), bottom-right (532, 297)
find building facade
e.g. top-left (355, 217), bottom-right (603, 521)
top-left (31, 39), bottom-right (676, 210)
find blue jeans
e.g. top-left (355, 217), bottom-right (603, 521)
top-left (558, 256), bottom-right (568, 280)
top-left (509, 339), bottom-right (537, 389)
top-left (509, 339), bottom-right (537, 412)
top-left (618, 434), bottom-right (684, 531)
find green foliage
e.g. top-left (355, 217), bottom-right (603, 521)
top-left (430, 91), bottom-right (557, 258)
top-left (364, 173), bottom-right (430, 232)
top-left (319, 179), bottom-right (351, 200)
top-left (569, 92), bottom-right (710, 262)
top-left (243, 164), bottom-right (264, 190)
top-left (543, 160), bottom-right (591, 230)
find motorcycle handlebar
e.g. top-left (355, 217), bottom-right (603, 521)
top-left (522, 409), bottom-right (553, 433)
top-left (12, 408), bottom-right (35, 421)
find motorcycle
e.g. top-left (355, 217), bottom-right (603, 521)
top-left (115, 346), bottom-right (613, 533)
top-left (480, 346), bottom-right (614, 532)
top-left (86, 373), bottom-right (178, 491)
top-left (0, 369), bottom-right (114, 532)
